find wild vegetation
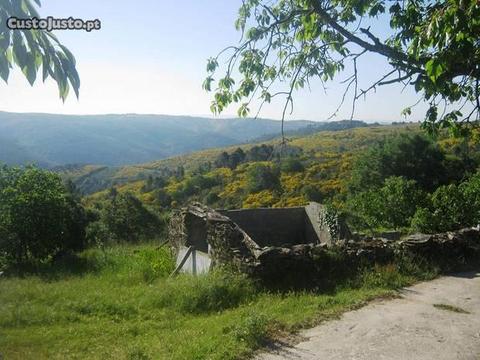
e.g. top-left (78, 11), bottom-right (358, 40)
top-left (2, 123), bottom-right (479, 358)
top-left (76, 123), bottom-right (480, 236)
top-left (1, 242), bottom-right (448, 359)
top-left (1, 0), bottom-right (479, 358)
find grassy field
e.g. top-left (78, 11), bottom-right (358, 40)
top-left (0, 243), bottom-right (437, 360)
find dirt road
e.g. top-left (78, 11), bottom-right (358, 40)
top-left (258, 272), bottom-right (480, 360)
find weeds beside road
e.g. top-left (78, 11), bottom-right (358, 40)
top-left (0, 242), bottom-right (448, 359)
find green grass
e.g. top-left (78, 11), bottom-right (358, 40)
top-left (0, 243), bottom-right (437, 360)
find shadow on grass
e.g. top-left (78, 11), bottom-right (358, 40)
top-left (3, 251), bottom-right (105, 280)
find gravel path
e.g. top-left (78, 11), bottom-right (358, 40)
top-left (258, 272), bottom-right (480, 360)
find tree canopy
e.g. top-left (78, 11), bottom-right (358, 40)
top-left (348, 134), bottom-right (450, 192)
top-left (0, 165), bottom-right (88, 265)
top-left (0, 0), bottom-right (79, 100)
top-left (205, 0), bottom-right (480, 134)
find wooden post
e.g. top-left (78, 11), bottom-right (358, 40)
top-left (192, 247), bottom-right (197, 276)
top-left (170, 246), bottom-right (194, 277)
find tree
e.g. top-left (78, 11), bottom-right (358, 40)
top-left (214, 148), bottom-right (246, 169)
top-left (461, 171), bottom-right (480, 223)
top-left (246, 144), bottom-right (274, 162)
top-left (0, 0), bottom-right (79, 100)
top-left (411, 184), bottom-right (469, 232)
top-left (246, 163), bottom-right (281, 193)
top-left (411, 171), bottom-right (480, 232)
top-left (205, 0), bottom-right (480, 135)
top-left (215, 151), bottom-right (231, 169)
top-left (348, 134), bottom-right (449, 192)
top-left (230, 147), bottom-right (247, 169)
top-left (349, 176), bottom-right (426, 230)
top-left (0, 165), bottom-right (88, 265)
top-left (102, 192), bottom-right (162, 243)
top-left (379, 176), bottom-right (426, 228)
top-left (281, 157), bottom-right (305, 173)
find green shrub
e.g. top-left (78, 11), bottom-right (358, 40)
top-left (0, 165), bottom-right (89, 266)
top-left (97, 191), bottom-right (163, 243)
top-left (348, 176), bottom-right (426, 230)
top-left (411, 178), bottom-right (478, 233)
top-left (461, 171), bottom-right (480, 224)
top-left (280, 158), bottom-right (304, 173)
top-left (348, 134), bottom-right (449, 193)
top-left (410, 207), bottom-right (437, 233)
top-left (302, 184), bottom-right (323, 202)
top-left (204, 192), bottom-right (220, 205)
top-left (246, 164), bottom-right (280, 193)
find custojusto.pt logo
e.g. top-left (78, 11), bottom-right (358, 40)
top-left (7, 16), bottom-right (101, 32)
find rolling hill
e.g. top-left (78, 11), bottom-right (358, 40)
top-left (62, 122), bottom-right (419, 196)
top-left (0, 111), bottom-right (322, 167)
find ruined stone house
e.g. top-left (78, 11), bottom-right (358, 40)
top-left (168, 202), bottom-right (350, 276)
top-left (168, 202), bottom-right (480, 281)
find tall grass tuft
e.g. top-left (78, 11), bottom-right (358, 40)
top-left (152, 270), bottom-right (258, 313)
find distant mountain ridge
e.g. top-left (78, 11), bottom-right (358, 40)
top-left (0, 111), bottom-right (320, 166)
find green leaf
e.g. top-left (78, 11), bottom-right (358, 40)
top-left (206, 58), bottom-right (218, 73)
top-left (0, 32), bottom-right (10, 49)
top-left (425, 59), bottom-right (444, 83)
top-left (202, 76), bottom-right (214, 91)
top-left (237, 103), bottom-right (250, 118)
top-left (22, 55), bottom-right (37, 85)
top-left (12, 32), bottom-right (28, 69)
top-left (59, 44), bottom-right (76, 66)
top-left (0, 52), bottom-right (10, 82)
top-left (401, 107), bottom-right (412, 117)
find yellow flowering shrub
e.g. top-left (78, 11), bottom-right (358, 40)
top-left (273, 195), bottom-right (307, 208)
top-left (281, 173), bottom-right (304, 193)
top-left (242, 190), bottom-right (276, 208)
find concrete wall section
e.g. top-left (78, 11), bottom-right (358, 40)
top-left (219, 207), bottom-right (307, 247)
top-left (305, 202), bottom-right (333, 245)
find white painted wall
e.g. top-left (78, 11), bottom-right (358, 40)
top-left (176, 246), bottom-right (212, 274)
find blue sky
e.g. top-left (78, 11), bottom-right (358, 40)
top-left (0, 0), bottom-right (429, 122)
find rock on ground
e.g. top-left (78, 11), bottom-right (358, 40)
top-left (257, 272), bottom-right (480, 360)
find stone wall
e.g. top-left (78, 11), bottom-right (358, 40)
top-left (168, 203), bottom-right (480, 283)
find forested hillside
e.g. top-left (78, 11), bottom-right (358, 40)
top-left (75, 122), bottom-right (417, 198)
top-left (80, 122), bottom-right (480, 235)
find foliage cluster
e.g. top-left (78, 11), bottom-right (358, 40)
top-left (0, 166), bottom-right (89, 267)
top-left (206, 0), bottom-right (480, 133)
top-left (86, 189), bottom-right (165, 247)
top-left (347, 133), bottom-right (480, 232)
top-left (0, 165), bottom-right (165, 269)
